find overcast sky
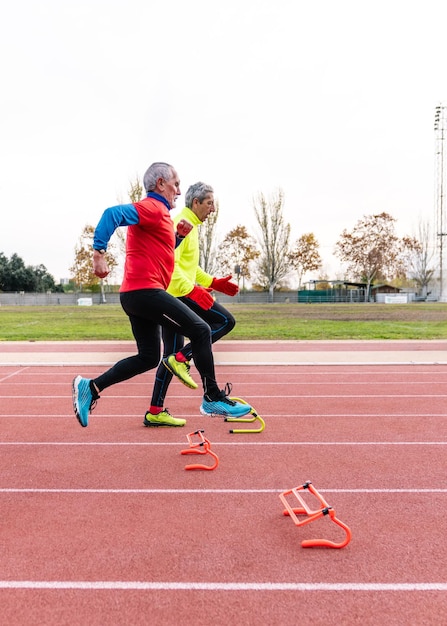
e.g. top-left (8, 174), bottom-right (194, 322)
top-left (1, 0), bottom-right (446, 282)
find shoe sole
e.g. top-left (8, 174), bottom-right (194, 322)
top-left (72, 376), bottom-right (88, 427)
top-left (143, 420), bottom-right (186, 427)
top-left (199, 405), bottom-right (251, 418)
top-left (162, 359), bottom-right (198, 389)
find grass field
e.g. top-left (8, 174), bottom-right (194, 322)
top-left (0, 303), bottom-right (446, 341)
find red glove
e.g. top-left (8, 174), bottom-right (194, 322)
top-left (211, 275), bottom-right (239, 296)
top-left (176, 219), bottom-right (193, 238)
top-left (188, 285), bottom-right (214, 310)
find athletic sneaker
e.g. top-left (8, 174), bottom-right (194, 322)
top-left (162, 354), bottom-right (198, 389)
top-left (72, 376), bottom-right (99, 427)
top-left (143, 408), bottom-right (186, 427)
top-left (200, 385), bottom-right (252, 418)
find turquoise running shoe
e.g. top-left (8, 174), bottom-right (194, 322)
top-left (72, 376), bottom-right (99, 427)
top-left (200, 384), bottom-right (252, 418)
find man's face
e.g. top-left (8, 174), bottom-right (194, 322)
top-left (193, 193), bottom-right (215, 222)
top-left (158, 169), bottom-right (181, 209)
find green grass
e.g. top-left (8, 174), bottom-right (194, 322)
top-left (0, 303), bottom-right (446, 341)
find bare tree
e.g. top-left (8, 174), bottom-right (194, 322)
top-left (199, 200), bottom-right (220, 274)
top-left (288, 232), bottom-right (322, 289)
top-left (334, 212), bottom-right (404, 301)
top-left (401, 220), bottom-right (436, 297)
top-left (128, 176), bottom-right (144, 203)
top-left (253, 189), bottom-right (291, 301)
top-left (215, 225), bottom-right (260, 289)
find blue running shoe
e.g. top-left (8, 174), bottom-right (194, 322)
top-left (200, 383), bottom-right (252, 418)
top-left (72, 376), bottom-right (99, 427)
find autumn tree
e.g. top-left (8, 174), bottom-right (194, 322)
top-left (215, 225), bottom-right (260, 289)
top-left (199, 200), bottom-right (220, 275)
top-left (70, 225), bottom-right (117, 290)
top-left (288, 233), bottom-right (322, 289)
top-left (253, 189), bottom-right (291, 300)
top-left (334, 212), bottom-right (405, 301)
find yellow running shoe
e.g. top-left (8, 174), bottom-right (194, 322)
top-left (143, 409), bottom-right (186, 427)
top-left (162, 354), bottom-right (198, 389)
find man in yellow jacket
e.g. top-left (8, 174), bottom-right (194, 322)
top-left (146, 181), bottom-right (248, 424)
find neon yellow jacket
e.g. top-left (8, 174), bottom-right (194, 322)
top-left (167, 207), bottom-right (213, 297)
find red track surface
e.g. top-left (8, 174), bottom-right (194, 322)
top-left (0, 342), bottom-right (446, 625)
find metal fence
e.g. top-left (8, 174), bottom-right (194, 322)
top-left (0, 291), bottom-right (300, 306)
top-left (0, 292), bottom-right (109, 306)
top-left (0, 289), bottom-right (424, 306)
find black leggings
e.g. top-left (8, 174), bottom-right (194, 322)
top-left (150, 298), bottom-right (235, 408)
top-left (94, 289), bottom-right (219, 398)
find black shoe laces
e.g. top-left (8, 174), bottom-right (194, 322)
top-left (217, 382), bottom-right (236, 405)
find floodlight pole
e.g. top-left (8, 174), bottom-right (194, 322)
top-left (434, 104), bottom-right (447, 301)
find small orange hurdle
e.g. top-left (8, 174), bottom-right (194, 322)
top-left (279, 481), bottom-right (352, 549)
top-left (180, 430), bottom-right (219, 471)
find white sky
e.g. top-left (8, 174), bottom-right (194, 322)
top-left (1, 0), bottom-right (446, 282)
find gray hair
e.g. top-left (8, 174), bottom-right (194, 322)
top-left (185, 182), bottom-right (214, 208)
top-left (143, 162), bottom-right (175, 193)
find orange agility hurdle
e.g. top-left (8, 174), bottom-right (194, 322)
top-left (180, 430), bottom-right (219, 471)
top-left (279, 481), bottom-right (351, 549)
top-left (226, 397), bottom-right (265, 434)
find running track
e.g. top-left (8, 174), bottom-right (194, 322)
top-left (1, 340), bottom-right (447, 625)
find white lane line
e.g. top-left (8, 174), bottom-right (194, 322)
top-left (0, 581), bottom-right (445, 591)
top-left (1, 361), bottom-right (447, 366)
top-left (4, 371), bottom-right (447, 378)
top-left (1, 413), bottom-right (447, 418)
top-left (1, 441), bottom-right (447, 446)
top-left (0, 367), bottom-right (29, 383)
top-left (4, 380), bottom-right (447, 386)
top-left (0, 488), bottom-right (446, 494)
top-left (2, 394), bottom-right (447, 398)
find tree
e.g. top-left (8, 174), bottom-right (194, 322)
top-left (253, 189), bottom-right (291, 300)
top-left (401, 220), bottom-right (436, 297)
top-left (0, 253), bottom-right (8, 290)
top-left (32, 264), bottom-right (58, 292)
top-left (7, 253), bottom-right (35, 291)
top-left (199, 200), bottom-right (220, 275)
top-left (128, 176), bottom-right (143, 203)
top-left (69, 225), bottom-right (118, 290)
top-left (215, 225), bottom-right (260, 289)
top-left (288, 233), bottom-right (322, 289)
top-left (0, 252), bottom-right (57, 292)
top-left (334, 212), bottom-right (405, 301)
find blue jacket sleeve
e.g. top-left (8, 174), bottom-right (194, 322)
top-left (93, 204), bottom-right (139, 251)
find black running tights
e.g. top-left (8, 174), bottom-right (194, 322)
top-left (93, 289), bottom-right (219, 397)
